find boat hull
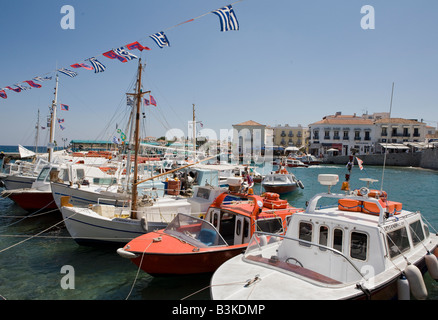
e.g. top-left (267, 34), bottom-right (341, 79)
top-left (131, 246), bottom-right (246, 275)
top-left (51, 182), bottom-right (128, 208)
top-left (2, 175), bottom-right (36, 190)
top-left (262, 183), bottom-right (297, 194)
top-left (8, 190), bottom-right (58, 212)
top-left (61, 206), bottom-right (146, 245)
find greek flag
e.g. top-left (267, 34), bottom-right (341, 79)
top-left (88, 57), bottom-right (106, 73)
top-left (113, 47), bottom-right (138, 62)
top-left (58, 68), bottom-right (78, 78)
top-left (212, 5), bottom-right (239, 32)
top-left (150, 31), bottom-right (170, 48)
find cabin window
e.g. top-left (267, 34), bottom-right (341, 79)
top-left (236, 220), bottom-right (242, 236)
top-left (350, 232), bottom-right (368, 261)
top-left (57, 169), bottom-right (69, 182)
top-left (319, 225), bottom-right (328, 251)
top-left (333, 228), bottom-right (343, 253)
top-left (409, 220), bottom-right (425, 246)
top-left (76, 169), bottom-right (85, 180)
top-left (299, 222), bottom-right (312, 247)
top-left (37, 167), bottom-right (51, 181)
top-left (386, 227), bottom-right (410, 259)
top-left (243, 219), bottom-right (250, 238)
top-left (256, 218), bottom-right (283, 234)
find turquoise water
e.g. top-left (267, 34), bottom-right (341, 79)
top-left (0, 162), bottom-right (437, 300)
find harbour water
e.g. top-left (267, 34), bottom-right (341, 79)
top-left (0, 151), bottom-right (437, 300)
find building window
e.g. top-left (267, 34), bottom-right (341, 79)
top-left (403, 128), bottom-right (410, 137)
top-left (343, 131), bottom-right (349, 140)
top-left (381, 127), bottom-right (387, 136)
top-left (413, 128), bottom-right (420, 137)
top-left (333, 131), bottom-right (340, 140)
top-left (354, 131), bottom-right (361, 140)
top-left (364, 131), bottom-right (370, 141)
top-left (324, 130), bottom-right (330, 140)
top-left (313, 130), bottom-right (319, 140)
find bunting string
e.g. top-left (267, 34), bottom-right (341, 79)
top-left (0, 1), bottom-right (244, 99)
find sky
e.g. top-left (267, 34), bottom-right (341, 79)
top-left (0, 0), bottom-right (437, 146)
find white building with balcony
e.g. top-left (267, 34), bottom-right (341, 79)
top-left (309, 113), bottom-right (375, 156)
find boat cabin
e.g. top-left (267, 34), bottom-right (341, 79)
top-left (204, 192), bottom-right (299, 246)
top-left (246, 174), bottom-right (434, 286)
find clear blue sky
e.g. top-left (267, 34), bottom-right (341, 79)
top-left (1, 0), bottom-right (437, 146)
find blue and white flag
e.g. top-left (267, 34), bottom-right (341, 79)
top-left (113, 47), bottom-right (138, 62)
top-left (150, 31), bottom-right (170, 48)
top-left (87, 57), bottom-right (106, 73)
top-left (212, 5), bottom-right (239, 32)
top-left (58, 68), bottom-right (78, 78)
top-left (33, 76), bottom-right (52, 82)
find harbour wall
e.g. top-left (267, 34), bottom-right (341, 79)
top-left (323, 149), bottom-right (438, 170)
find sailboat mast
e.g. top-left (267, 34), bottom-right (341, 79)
top-left (48, 74), bottom-right (59, 163)
top-left (130, 59), bottom-right (150, 218)
top-left (193, 104), bottom-right (196, 160)
top-left (35, 109), bottom-right (40, 156)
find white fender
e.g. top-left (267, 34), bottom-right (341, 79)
top-left (425, 252), bottom-right (438, 281)
top-left (117, 247), bottom-right (139, 259)
top-left (404, 264), bottom-right (427, 300)
top-left (397, 275), bottom-right (410, 300)
top-left (141, 216), bottom-right (148, 232)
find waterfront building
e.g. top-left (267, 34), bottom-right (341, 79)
top-left (272, 124), bottom-right (309, 149)
top-left (374, 118), bottom-right (428, 152)
top-left (308, 112), bottom-right (374, 156)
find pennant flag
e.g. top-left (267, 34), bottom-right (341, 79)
top-left (103, 47), bottom-right (137, 63)
top-left (24, 80), bottom-right (42, 88)
top-left (58, 68), bottom-right (78, 78)
top-left (113, 47), bottom-right (138, 62)
top-left (60, 124), bottom-right (66, 130)
top-left (212, 5), bottom-right (239, 32)
top-left (150, 95), bottom-right (157, 106)
top-left (5, 86), bottom-right (22, 93)
top-left (87, 57), bottom-right (106, 73)
top-left (103, 50), bottom-right (124, 62)
top-left (41, 126), bottom-right (46, 130)
top-left (0, 90), bottom-right (7, 99)
top-left (58, 118), bottom-right (64, 123)
top-left (61, 104), bottom-right (69, 111)
top-left (70, 63), bottom-right (93, 70)
top-left (144, 98), bottom-right (149, 106)
top-left (126, 41), bottom-right (151, 51)
top-left (112, 136), bottom-right (120, 145)
top-left (150, 31), bottom-right (170, 48)
top-left (127, 96), bottom-right (134, 106)
top-left (14, 84), bottom-right (29, 90)
top-left (356, 157), bottom-right (364, 170)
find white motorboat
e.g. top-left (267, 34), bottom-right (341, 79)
top-left (211, 174), bottom-right (438, 300)
top-left (60, 184), bottom-right (226, 245)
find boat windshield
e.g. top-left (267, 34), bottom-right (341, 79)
top-left (164, 213), bottom-right (228, 248)
top-left (243, 232), bottom-right (365, 287)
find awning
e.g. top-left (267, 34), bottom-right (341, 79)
top-left (379, 143), bottom-right (409, 149)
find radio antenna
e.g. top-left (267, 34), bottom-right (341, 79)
top-left (380, 82), bottom-right (394, 191)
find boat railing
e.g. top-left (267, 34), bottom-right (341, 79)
top-left (243, 231), bottom-right (366, 287)
top-left (306, 191), bottom-right (387, 225)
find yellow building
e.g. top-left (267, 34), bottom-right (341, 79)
top-left (272, 124), bottom-right (309, 149)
